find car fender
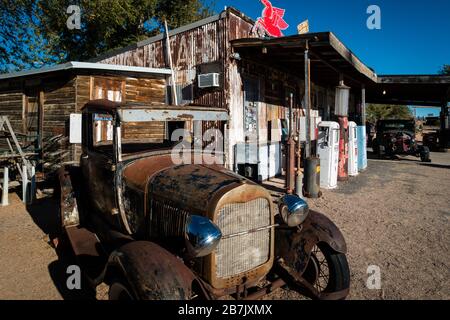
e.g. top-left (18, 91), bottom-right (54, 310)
top-left (107, 241), bottom-right (197, 300)
top-left (275, 210), bottom-right (347, 276)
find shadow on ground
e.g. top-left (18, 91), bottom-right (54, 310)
top-left (25, 191), bottom-right (97, 300)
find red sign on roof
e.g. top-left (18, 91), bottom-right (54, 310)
top-left (256, 0), bottom-right (289, 37)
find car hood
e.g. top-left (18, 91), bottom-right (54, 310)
top-left (123, 153), bottom-right (246, 192)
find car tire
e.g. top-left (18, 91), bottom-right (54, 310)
top-left (420, 146), bottom-right (431, 163)
top-left (372, 140), bottom-right (379, 155)
top-left (302, 243), bottom-right (350, 298)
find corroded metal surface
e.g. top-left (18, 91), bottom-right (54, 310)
top-left (58, 166), bottom-right (80, 227)
top-left (275, 210), bottom-right (347, 277)
top-left (108, 241), bottom-right (197, 300)
top-left (98, 8), bottom-right (256, 110)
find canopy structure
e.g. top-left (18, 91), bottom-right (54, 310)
top-left (366, 75), bottom-right (450, 107)
top-left (231, 32), bottom-right (377, 89)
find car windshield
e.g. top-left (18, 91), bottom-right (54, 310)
top-left (91, 108), bottom-right (227, 158)
top-left (92, 113), bottom-right (187, 155)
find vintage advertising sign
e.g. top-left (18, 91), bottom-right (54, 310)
top-left (297, 19), bottom-right (309, 34)
top-left (255, 0), bottom-right (289, 37)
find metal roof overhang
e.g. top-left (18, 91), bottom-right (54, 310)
top-left (366, 75), bottom-right (450, 107)
top-left (231, 32), bottom-right (378, 89)
top-left (0, 62), bottom-right (172, 81)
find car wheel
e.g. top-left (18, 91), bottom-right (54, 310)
top-left (420, 146), bottom-right (431, 162)
top-left (372, 140), bottom-right (379, 154)
top-left (378, 145), bottom-right (385, 159)
top-left (302, 243), bottom-right (350, 298)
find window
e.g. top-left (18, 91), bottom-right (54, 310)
top-left (91, 77), bottom-right (124, 102)
top-left (92, 113), bottom-right (114, 146)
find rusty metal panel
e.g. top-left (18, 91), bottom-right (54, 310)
top-left (98, 10), bottom-right (258, 111)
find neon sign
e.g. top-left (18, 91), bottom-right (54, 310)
top-left (256, 0), bottom-right (289, 37)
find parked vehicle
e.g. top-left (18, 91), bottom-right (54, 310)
top-left (58, 100), bottom-right (350, 300)
top-left (422, 117), bottom-right (441, 151)
top-left (372, 119), bottom-right (431, 162)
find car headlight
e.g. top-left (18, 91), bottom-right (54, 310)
top-left (185, 215), bottom-right (222, 258)
top-left (278, 195), bottom-right (310, 227)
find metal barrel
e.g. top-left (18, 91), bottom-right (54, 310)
top-left (304, 157), bottom-right (321, 198)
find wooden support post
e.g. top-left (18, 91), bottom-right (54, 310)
top-left (304, 42), bottom-right (311, 159)
top-left (22, 164), bottom-right (28, 204)
top-left (30, 165), bottom-right (36, 204)
top-left (2, 167), bottom-right (9, 206)
top-left (286, 93), bottom-right (295, 194)
top-left (164, 20), bottom-right (178, 106)
top-left (361, 86), bottom-right (366, 125)
top-left (38, 90), bottom-right (44, 152)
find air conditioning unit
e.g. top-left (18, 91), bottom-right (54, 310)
top-left (198, 73), bottom-right (220, 88)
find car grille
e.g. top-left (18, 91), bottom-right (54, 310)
top-left (215, 198), bottom-right (271, 279)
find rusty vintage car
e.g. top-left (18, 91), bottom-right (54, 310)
top-left (372, 119), bottom-right (431, 162)
top-left (58, 100), bottom-right (350, 300)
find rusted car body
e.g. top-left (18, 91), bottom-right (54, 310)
top-left (372, 120), bottom-right (431, 162)
top-left (59, 100), bottom-right (350, 300)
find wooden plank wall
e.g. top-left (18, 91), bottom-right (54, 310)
top-left (124, 77), bottom-right (166, 142)
top-left (77, 75), bottom-right (168, 144)
top-left (42, 76), bottom-right (76, 137)
top-left (0, 90), bottom-right (23, 133)
top-left (125, 77), bottom-right (166, 103)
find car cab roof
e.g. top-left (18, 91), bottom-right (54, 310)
top-left (82, 99), bottom-right (229, 122)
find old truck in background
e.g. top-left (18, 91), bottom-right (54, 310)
top-left (58, 100), bottom-right (350, 300)
top-left (372, 119), bottom-right (431, 162)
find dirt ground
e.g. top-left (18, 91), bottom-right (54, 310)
top-left (0, 150), bottom-right (449, 300)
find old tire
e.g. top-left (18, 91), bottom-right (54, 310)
top-left (420, 146), bottom-right (431, 162)
top-left (303, 243), bottom-right (350, 297)
top-left (372, 140), bottom-right (379, 155)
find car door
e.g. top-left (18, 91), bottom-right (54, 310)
top-left (81, 112), bottom-right (119, 227)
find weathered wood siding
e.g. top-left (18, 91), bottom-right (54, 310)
top-left (43, 76), bottom-right (77, 137)
top-left (76, 75), bottom-right (91, 112)
top-left (0, 90), bottom-right (23, 133)
top-left (125, 77), bottom-right (166, 103)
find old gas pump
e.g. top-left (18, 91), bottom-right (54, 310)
top-left (348, 121), bottom-right (359, 176)
top-left (335, 79), bottom-right (350, 182)
top-left (338, 117), bottom-right (349, 181)
top-left (318, 121), bottom-right (340, 189)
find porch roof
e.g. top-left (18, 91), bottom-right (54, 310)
top-left (231, 32), bottom-right (378, 89)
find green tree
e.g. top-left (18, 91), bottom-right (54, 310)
top-left (439, 64), bottom-right (450, 75)
top-left (0, 0), bottom-right (56, 72)
top-left (0, 0), bottom-right (214, 72)
top-left (38, 0), bottom-right (214, 62)
top-left (366, 104), bottom-right (413, 123)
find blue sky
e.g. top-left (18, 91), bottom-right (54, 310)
top-left (214, 0), bottom-right (449, 116)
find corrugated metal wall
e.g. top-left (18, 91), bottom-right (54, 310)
top-left (99, 10), bottom-right (256, 111)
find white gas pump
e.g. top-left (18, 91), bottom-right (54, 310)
top-left (318, 122), bottom-right (340, 189)
top-left (348, 121), bottom-right (358, 176)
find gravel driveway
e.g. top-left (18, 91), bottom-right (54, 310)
top-left (0, 151), bottom-right (449, 300)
